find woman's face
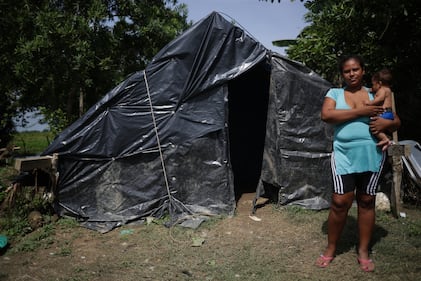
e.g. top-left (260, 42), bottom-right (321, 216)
top-left (341, 58), bottom-right (365, 88)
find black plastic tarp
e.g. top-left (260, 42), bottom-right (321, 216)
top-left (256, 55), bottom-right (333, 210)
top-left (43, 12), bottom-right (334, 232)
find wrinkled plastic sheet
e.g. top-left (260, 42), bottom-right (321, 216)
top-left (256, 55), bottom-right (334, 210)
top-left (55, 130), bottom-right (236, 233)
top-left (43, 12), bottom-right (266, 232)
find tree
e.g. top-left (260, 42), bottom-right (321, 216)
top-left (0, 93), bottom-right (15, 148)
top-left (0, 0), bottom-right (28, 146)
top-left (1, 0), bottom-right (189, 137)
top-left (285, 0), bottom-right (421, 143)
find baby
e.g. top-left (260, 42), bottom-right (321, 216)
top-left (366, 68), bottom-right (394, 151)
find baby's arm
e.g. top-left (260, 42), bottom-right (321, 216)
top-left (365, 89), bottom-right (386, 106)
top-left (382, 88), bottom-right (393, 109)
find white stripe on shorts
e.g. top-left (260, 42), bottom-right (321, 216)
top-left (365, 152), bottom-right (387, 195)
top-left (331, 153), bottom-right (344, 194)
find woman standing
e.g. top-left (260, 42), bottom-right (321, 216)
top-left (316, 55), bottom-right (401, 272)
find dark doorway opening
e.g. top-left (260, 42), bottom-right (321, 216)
top-left (228, 61), bottom-right (270, 201)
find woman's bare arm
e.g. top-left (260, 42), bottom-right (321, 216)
top-left (321, 97), bottom-right (384, 124)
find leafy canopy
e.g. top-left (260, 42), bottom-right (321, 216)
top-left (284, 0), bottom-right (421, 142)
top-left (0, 0), bottom-right (189, 140)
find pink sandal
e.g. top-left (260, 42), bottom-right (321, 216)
top-left (315, 254), bottom-right (334, 268)
top-left (357, 257), bottom-right (375, 272)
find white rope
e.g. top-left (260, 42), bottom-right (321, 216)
top-left (217, 11), bottom-right (261, 46)
top-left (143, 70), bottom-right (206, 221)
top-left (143, 70), bottom-right (172, 198)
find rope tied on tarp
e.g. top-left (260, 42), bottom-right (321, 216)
top-left (143, 70), bottom-right (194, 223)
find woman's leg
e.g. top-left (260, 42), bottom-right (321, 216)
top-left (323, 192), bottom-right (355, 257)
top-left (355, 162), bottom-right (384, 272)
top-left (356, 191), bottom-right (376, 260)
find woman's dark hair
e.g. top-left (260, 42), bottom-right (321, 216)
top-left (338, 54), bottom-right (365, 72)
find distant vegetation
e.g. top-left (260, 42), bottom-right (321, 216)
top-left (11, 131), bottom-right (54, 156)
top-left (1, 131), bottom-right (54, 249)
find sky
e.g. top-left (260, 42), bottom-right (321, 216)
top-left (178, 0), bottom-right (308, 54)
top-left (16, 0), bottom-right (308, 132)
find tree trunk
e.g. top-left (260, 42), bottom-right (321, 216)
top-left (79, 87), bottom-right (84, 117)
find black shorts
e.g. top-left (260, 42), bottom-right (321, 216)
top-left (331, 153), bottom-right (386, 195)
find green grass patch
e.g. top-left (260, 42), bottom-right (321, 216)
top-left (11, 131), bottom-right (54, 156)
top-left (10, 224), bottom-right (55, 253)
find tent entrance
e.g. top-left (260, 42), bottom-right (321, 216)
top-left (228, 61), bottom-right (270, 201)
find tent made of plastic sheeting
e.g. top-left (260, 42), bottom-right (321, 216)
top-left (42, 12), bottom-right (333, 232)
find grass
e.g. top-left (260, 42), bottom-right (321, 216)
top-left (11, 130), bottom-right (54, 156)
top-left (1, 196), bottom-right (421, 280)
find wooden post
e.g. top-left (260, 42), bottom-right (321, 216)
top-left (391, 92), bottom-right (399, 144)
top-left (388, 145), bottom-right (405, 217)
top-left (387, 92), bottom-right (407, 217)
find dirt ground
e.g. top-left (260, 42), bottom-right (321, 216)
top-left (1, 192), bottom-right (420, 281)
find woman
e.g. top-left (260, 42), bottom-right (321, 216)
top-left (316, 55), bottom-right (401, 272)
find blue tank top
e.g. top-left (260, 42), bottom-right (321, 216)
top-left (326, 88), bottom-right (383, 175)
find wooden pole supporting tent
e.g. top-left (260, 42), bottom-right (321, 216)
top-left (388, 92), bottom-right (410, 218)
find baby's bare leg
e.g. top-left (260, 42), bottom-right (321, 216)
top-left (375, 132), bottom-right (392, 151)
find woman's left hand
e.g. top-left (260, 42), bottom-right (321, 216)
top-left (369, 115), bottom-right (400, 135)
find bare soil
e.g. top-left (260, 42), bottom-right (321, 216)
top-left (1, 193), bottom-right (420, 281)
